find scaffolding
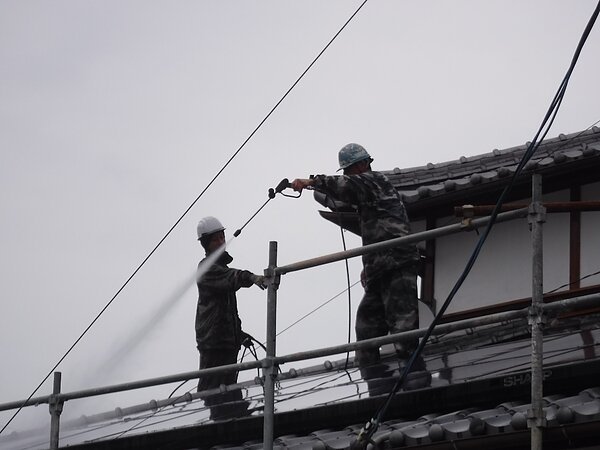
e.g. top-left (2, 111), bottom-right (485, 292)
top-left (1, 174), bottom-right (599, 450)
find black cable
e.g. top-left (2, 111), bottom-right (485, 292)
top-left (144, 279), bottom-right (361, 433)
top-left (339, 226), bottom-right (354, 373)
top-left (277, 280), bottom-right (362, 337)
top-left (126, 335), bottom-right (266, 440)
top-left (326, 188), bottom-right (355, 374)
top-left (128, 333), bottom-right (268, 440)
top-left (357, 2), bottom-right (600, 443)
top-left (535, 118), bottom-right (600, 165)
top-left (545, 269), bottom-right (600, 294)
top-left (1, 0), bottom-right (372, 435)
top-left (114, 383), bottom-right (207, 440)
top-left (275, 370), bottom-right (357, 404)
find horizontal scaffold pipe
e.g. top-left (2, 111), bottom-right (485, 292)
top-left (0, 208), bottom-right (527, 413)
top-left (62, 381), bottom-right (251, 430)
top-left (46, 292), bottom-right (600, 429)
top-left (1, 293), bottom-right (597, 419)
top-left (0, 360), bottom-right (262, 412)
top-left (543, 292), bottom-right (600, 315)
top-left (455, 201), bottom-right (600, 217)
top-left (274, 291), bottom-right (600, 365)
top-left (275, 208), bottom-right (528, 276)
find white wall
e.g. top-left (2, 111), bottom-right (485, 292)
top-left (581, 181), bottom-right (600, 287)
top-left (430, 188), bottom-right (575, 316)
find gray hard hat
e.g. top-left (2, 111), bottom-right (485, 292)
top-left (337, 143), bottom-right (372, 171)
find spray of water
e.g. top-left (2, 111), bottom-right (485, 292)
top-left (81, 241), bottom-right (233, 386)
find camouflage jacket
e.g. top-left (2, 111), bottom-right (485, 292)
top-left (195, 251), bottom-right (255, 351)
top-left (312, 170), bottom-right (419, 282)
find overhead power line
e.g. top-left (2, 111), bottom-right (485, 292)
top-left (358, 0), bottom-right (600, 444)
top-left (0, 0), bottom-right (371, 435)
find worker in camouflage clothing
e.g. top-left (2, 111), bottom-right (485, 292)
top-left (291, 143), bottom-right (430, 396)
top-left (195, 216), bottom-right (266, 420)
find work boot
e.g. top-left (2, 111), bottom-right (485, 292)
top-left (401, 356), bottom-right (432, 391)
top-left (366, 375), bottom-right (399, 396)
top-left (209, 399), bottom-right (252, 421)
top-left (404, 370), bottom-right (432, 390)
top-left (361, 363), bottom-right (399, 397)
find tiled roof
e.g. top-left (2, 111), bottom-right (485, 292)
top-left (22, 312), bottom-right (600, 450)
top-left (263, 387), bottom-right (600, 450)
top-left (316, 127), bottom-right (600, 226)
top-left (385, 127), bottom-right (600, 206)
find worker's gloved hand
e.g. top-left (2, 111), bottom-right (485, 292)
top-left (252, 275), bottom-right (267, 290)
top-left (291, 178), bottom-right (314, 192)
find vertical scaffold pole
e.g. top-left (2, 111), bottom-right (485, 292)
top-left (263, 241), bottom-right (279, 450)
top-left (49, 372), bottom-right (63, 450)
top-left (529, 174), bottom-right (546, 450)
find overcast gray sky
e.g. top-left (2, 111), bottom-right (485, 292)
top-left (1, 0), bottom-right (599, 434)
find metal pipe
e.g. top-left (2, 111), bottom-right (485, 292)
top-left (529, 174), bottom-right (546, 450)
top-left (454, 200), bottom-right (600, 217)
top-left (60, 360), bottom-right (261, 402)
top-left (263, 241), bottom-right (278, 450)
top-left (275, 208), bottom-right (528, 275)
top-left (0, 360), bottom-right (263, 411)
top-left (62, 381), bottom-right (252, 430)
top-left (0, 208), bottom-right (528, 413)
top-left (49, 372), bottom-right (62, 450)
top-left (542, 292), bottom-right (600, 315)
top-left (1, 292), bottom-right (598, 427)
top-left (273, 309), bottom-right (524, 366)
top-left (272, 291), bottom-right (600, 366)
top-left (2, 292), bottom-right (599, 416)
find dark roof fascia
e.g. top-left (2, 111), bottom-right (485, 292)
top-left (63, 358), bottom-right (600, 450)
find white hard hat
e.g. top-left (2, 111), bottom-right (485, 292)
top-left (197, 216), bottom-right (225, 240)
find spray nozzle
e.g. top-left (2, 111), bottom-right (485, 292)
top-left (275, 178), bottom-right (291, 193)
top-left (268, 179), bottom-right (290, 199)
top-left (271, 178), bottom-right (300, 199)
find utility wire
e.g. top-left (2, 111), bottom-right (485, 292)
top-left (277, 280), bottom-right (362, 337)
top-left (115, 113), bottom-right (600, 439)
top-left (546, 269), bottom-right (600, 294)
top-left (149, 277), bottom-right (362, 426)
top-left (339, 227), bottom-right (354, 372)
top-left (0, 0), bottom-right (371, 435)
top-left (357, 1), bottom-right (600, 444)
top-left (14, 320), bottom-right (590, 447)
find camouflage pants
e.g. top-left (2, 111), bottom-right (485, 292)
top-left (355, 267), bottom-right (419, 374)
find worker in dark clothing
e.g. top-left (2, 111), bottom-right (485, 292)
top-left (195, 216), bottom-right (266, 420)
top-left (291, 143), bottom-right (430, 396)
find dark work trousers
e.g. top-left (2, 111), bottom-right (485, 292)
top-left (355, 267), bottom-right (427, 395)
top-left (197, 348), bottom-right (249, 419)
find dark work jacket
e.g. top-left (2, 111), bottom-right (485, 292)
top-left (195, 251), bottom-right (255, 351)
top-left (312, 170), bottom-right (419, 283)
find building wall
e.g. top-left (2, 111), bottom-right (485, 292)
top-left (581, 181), bottom-right (600, 287)
top-left (429, 187), bottom-right (581, 316)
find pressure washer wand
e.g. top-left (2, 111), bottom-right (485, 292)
top-left (233, 178), bottom-right (297, 237)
